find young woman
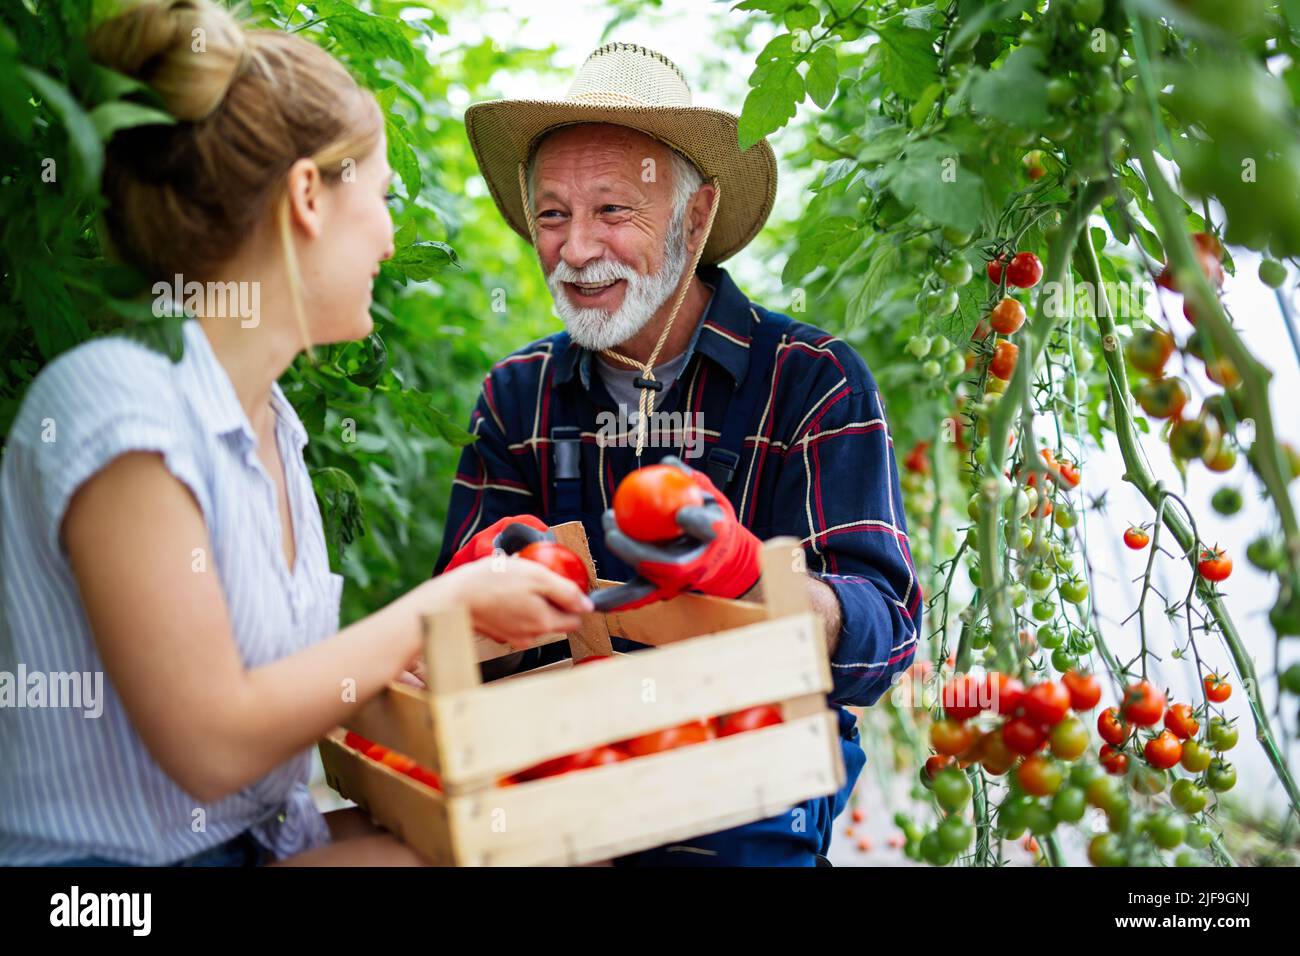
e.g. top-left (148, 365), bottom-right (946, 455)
top-left (0, 0), bottom-right (592, 866)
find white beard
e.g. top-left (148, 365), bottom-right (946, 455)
top-left (546, 223), bottom-right (689, 352)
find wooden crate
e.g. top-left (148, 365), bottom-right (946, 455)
top-left (318, 522), bottom-right (845, 866)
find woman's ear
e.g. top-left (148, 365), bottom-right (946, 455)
top-left (285, 158), bottom-right (325, 239)
top-left (685, 182), bottom-right (718, 254)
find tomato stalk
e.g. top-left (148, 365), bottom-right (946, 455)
top-left (979, 182), bottom-right (1107, 645)
top-left (1080, 236), bottom-right (1300, 820)
top-left (1125, 12), bottom-right (1300, 626)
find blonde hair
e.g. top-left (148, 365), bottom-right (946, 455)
top-left (87, 0), bottom-right (382, 350)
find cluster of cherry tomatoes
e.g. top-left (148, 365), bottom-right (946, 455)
top-left (1094, 677), bottom-right (1239, 793)
top-left (979, 250), bottom-right (1042, 391)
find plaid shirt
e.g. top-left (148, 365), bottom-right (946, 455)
top-left (435, 264), bottom-right (920, 708)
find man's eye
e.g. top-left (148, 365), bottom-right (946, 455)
top-left (601, 205), bottom-right (627, 214)
top-left (538, 209), bottom-right (564, 219)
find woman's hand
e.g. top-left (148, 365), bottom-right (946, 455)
top-left (428, 555), bottom-right (594, 647)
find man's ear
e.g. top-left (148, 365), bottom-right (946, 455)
top-left (684, 182), bottom-right (719, 255)
top-left (285, 158), bottom-right (325, 240)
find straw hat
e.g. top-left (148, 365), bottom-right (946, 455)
top-left (464, 42), bottom-right (777, 264)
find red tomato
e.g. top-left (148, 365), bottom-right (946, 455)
top-left (1056, 459), bottom-right (1081, 488)
top-left (1123, 526), bottom-right (1149, 550)
top-left (344, 731), bottom-right (374, 753)
top-left (1203, 674), bottom-right (1232, 703)
top-left (1005, 251), bottom-right (1043, 288)
top-left (1143, 730), bottom-right (1183, 770)
top-left (989, 297), bottom-right (1027, 335)
top-left (363, 742), bottom-right (390, 762)
top-left (1197, 547), bottom-right (1232, 583)
top-left (1097, 707), bottom-right (1131, 746)
top-left (623, 720), bottom-right (713, 757)
top-left (1164, 702), bottom-right (1199, 740)
top-left (1099, 743), bottom-right (1129, 775)
top-left (941, 673), bottom-right (985, 721)
top-left (1002, 716), bottom-right (1048, 755)
top-left (924, 754), bottom-right (955, 779)
top-left (517, 541), bottom-right (590, 594)
top-left (852, 807), bottom-right (867, 824)
top-left (931, 718), bottom-right (976, 756)
top-left (515, 744), bottom-right (630, 781)
top-left (1122, 680), bottom-right (1167, 727)
top-left (989, 340), bottom-right (1019, 380)
top-left (987, 256), bottom-right (1005, 284)
top-left (1062, 670), bottom-right (1101, 711)
top-left (985, 671), bottom-right (1025, 716)
top-left (1023, 681), bottom-right (1071, 727)
top-left (612, 464), bottom-right (705, 543)
top-left (716, 705), bottom-right (784, 736)
top-left (380, 750), bottom-right (417, 774)
top-left (407, 766), bottom-right (443, 791)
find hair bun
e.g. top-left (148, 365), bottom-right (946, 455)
top-left (87, 0), bottom-right (248, 122)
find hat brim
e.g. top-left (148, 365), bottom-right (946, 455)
top-left (464, 99), bottom-right (777, 264)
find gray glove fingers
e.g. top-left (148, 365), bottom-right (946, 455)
top-left (659, 455), bottom-right (692, 476)
top-left (675, 503), bottom-right (721, 543)
top-left (494, 522), bottom-right (552, 555)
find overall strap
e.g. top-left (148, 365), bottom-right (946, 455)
top-left (704, 308), bottom-right (793, 501)
top-left (547, 340), bottom-right (585, 524)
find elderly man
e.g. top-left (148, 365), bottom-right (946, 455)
top-left (436, 43), bottom-right (920, 866)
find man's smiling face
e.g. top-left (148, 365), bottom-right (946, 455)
top-left (529, 124), bottom-right (695, 350)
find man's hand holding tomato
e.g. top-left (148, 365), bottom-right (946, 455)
top-left (600, 457), bottom-right (762, 610)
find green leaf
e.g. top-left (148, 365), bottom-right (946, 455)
top-left (312, 465), bottom-right (367, 558)
top-left (20, 66), bottom-right (102, 194)
top-left (947, 0), bottom-right (1033, 58)
top-left (875, 21), bottom-right (938, 100)
top-left (316, 0), bottom-right (414, 68)
top-left (885, 139), bottom-right (983, 232)
top-left (805, 44), bottom-right (838, 109)
top-left (384, 240), bottom-right (460, 282)
top-left (89, 100), bottom-right (174, 140)
top-left (847, 240), bottom-right (901, 326)
top-left (969, 46), bottom-right (1050, 127)
top-left (784, 5), bottom-right (820, 30)
top-left (738, 60), bottom-right (804, 150)
top-left (782, 216), bottom-right (860, 284)
top-left (909, 82), bottom-right (943, 128)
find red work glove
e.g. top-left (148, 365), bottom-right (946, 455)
top-left (599, 456), bottom-right (761, 610)
top-left (443, 514), bottom-right (549, 572)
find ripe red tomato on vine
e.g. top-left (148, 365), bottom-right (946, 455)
top-left (1198, 547), bottom-right (1232, 582)
top-left (1143, 729), bottom-right (1183, 770)
top-left (1164, 702), bottom-right (1199, 740)
top-left (1123, 526), bottom-right (1150, 550)
top-left (989, 297), bottom-right (1026, 334)
top-left (1097, 707), bottom-right (1131, 745)
top-left (1121, 680), bottom-right (1167, 727)
top-left (1062, 670), bottom-right (1101, 711)
top-left (1005, 251), bottom-right (1043, 288)
top-left (1204, 674), bottom-right (1232, 702)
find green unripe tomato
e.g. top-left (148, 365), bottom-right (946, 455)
top-left (1211, 486), bottom-right (1243, 516)
top-left (1051, 786), bottom-right (1087, 823)
top-left (907, 334), bottom-right (932, 359)
top-left (1031, 599), bottom-right (1055, 622)
top-left (1146, 812), bottom-right (1187, 850)
top-left (1184, 824), bottom-right (1214, 849)
top-left (936, 256), bottom-right (973, 287)
top-left (932, 768), bottom-right (972, 812)
top-left (922, 359), bottom-right (943, 378)
top-left (1071, 0), bottom-right (1104, 27)
top-left (1081, 29), bottom-right (1120, 67)
top-left (1051, 647), bottom-right (1078, 673)
top-left (1053, 505), bottom-right (1078, 529)
top-left (1027, 566), bottom-right (1054, 592)
top-left (1046, 76), bottom-right (1076, 108)
top-left (941, 226), bottom-right (973, 246)
top-left (1207, 717), bottom-right (1238, 752)
top-left (1259, 259), bottom-right (1287, 288)
top-left (1171, 778), bottom-right (1208, 815)
top-left (1037, 624), bottom-right (1064, 649)
top-left (937, 815), bottom-right (973, 853)
top-left (945, 351), bottom-right (967, 377)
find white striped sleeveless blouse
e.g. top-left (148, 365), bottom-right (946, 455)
top-left (0, 319), bottom-right (338, 864)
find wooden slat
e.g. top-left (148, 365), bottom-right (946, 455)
top-left (431, 612), bottom-right (829, 785)
top-left (444, 712), bottom-right (844, 866)
top-left (339, 682), bottom-right (440, 770)
top-left (318, 730), bottom-right (457, 864)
